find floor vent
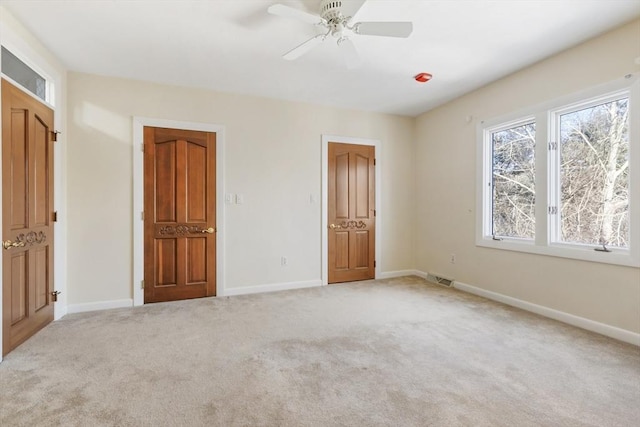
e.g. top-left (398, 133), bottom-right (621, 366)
top-left (425, 273), bottom-right (454, 287)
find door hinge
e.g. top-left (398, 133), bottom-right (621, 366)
top-left (141, 280), bottom-right (145, 289)
top-left (374, 260), bottom-right (377, 268)
top-left (548, 141), bottom-right (558, 150)
top-left (548, 206), bottom-right (558, 215)
top-left (50, 130), bottom-right (60, 142)
top-left (374, 209), bottom-right (376, 217)
top-left (52, 211), bottom-right (58, 222)
top-left (141, 143), bottom-right (144, 152)
top-left (374, 158), bottom-right (376, 166)
top-left (141, 211), bottom-right (144, 221)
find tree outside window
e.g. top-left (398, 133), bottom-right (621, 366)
top-left (491, 122), bottom-right (536, 239)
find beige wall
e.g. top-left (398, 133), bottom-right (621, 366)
top-left (66, 74), bottom-right (415, 304)
top-left (414, 20), bottom-right (640, 333)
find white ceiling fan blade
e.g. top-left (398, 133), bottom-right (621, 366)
top-left (268, 4), bottom-right (323, 25)
top-left (341, 0), bottom-right (367, 20)
top-left (283, 34), bottom-right (326, 60)
top-left (338, 38), bottom-right (361, 69)
top-left (354, 22), bottom-right (413, 38)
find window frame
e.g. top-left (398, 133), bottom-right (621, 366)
top-left (476, 75), bottom-right (640, 268)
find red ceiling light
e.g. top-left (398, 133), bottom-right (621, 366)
top-left (414, 72), bottom-right (432, 83)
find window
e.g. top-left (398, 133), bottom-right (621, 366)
top-left (478, 76), bottom-right (639, 267)
top-left (555, 96), bottom-right (629, 248)
top-left (1, 46), bottom-right (48, 102)
top-left (490, 120), bottom-right (536, 240)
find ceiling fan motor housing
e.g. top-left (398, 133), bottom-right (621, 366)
top-left (320, 0), bottom-right (346, 23)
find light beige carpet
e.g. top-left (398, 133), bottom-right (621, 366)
top-left (0, 276), bottom-right (638, 426)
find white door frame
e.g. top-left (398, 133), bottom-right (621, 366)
top-left (132, 117), bottom-right (226, 306)
top-left (321, 134), bottom-right (381, 286)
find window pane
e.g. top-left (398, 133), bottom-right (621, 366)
top-left (1, 47), bottom-right (46, 101)
top-left (559, 98), bottom-right (629, 248)
top-left (491, 122), bottom-right (536, 238)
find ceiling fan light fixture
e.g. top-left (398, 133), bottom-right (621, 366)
top-left (268, 0), bottom-right (413, 66)
top-left (414, 72), bottom-right (432, 83)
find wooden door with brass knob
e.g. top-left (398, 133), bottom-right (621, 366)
top-left (143, 127), bottom-right (216, 303)
top-left (328, 142), bottom-right (375, 283)
top-left (2, 79), bottom-right (55, 356)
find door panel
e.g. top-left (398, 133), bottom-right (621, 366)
top-left (10, 110), bottom-right (27, 229)
top-left (328, 142), bottom-right (375, 283)
top-left (144, 126), bottom-right (216, 303)
top-left (155, 141), bottom-right (177, 223)
top-left (335, 232), bottom-right (349, 269)
top-left (187, 238), bottom-right (206, 284)
top-left (355, 154), bottom-right (370, 218)
top-left (10, 253), bottom-right (27, 322)
top-left (34, 117), bottom-right (49, 226)
top-left (187, 143), bottom-right (206, 222)
top-left (34, 247), bottom-right (48, 310)
top-left (335, 153), bottom-right (349, 219)
top-left (155, 238), bottom-right (177, 287)
top-left (2, 78), bottom-right (55, 356)
top-left (355, 231), bottom-right (369, 268)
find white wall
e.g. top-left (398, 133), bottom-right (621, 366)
top-left (415, 19), bottom-right (640, 333)
top-left (66, 73), bottom-right (415, 305)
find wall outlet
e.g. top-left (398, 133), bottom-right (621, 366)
top-left (281, 256), bottom-right (288, 266)
top-left (225, 194), bottom-right (234, 204)
top-left (235, 194), bottom-right (245, 204)
top-left (450, 254), bottom-right (456, 264)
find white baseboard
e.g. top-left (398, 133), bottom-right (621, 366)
top-left (67, 299), bottom-right (133, 314)
top-left (378, 270), bottom-right (422, 279)
top-left (445, 278), bottom-right (640, 346)
top-left (222, 279), bottom-right (323, 297)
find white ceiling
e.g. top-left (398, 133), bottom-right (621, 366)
top-left (2, 0), bottom-right (639, 117)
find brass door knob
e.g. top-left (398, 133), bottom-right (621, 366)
top-left (329, 224), bottom-right (342, 230)
top-left (201, 227), bottom-right (216, 234)
top-left (2, 240), bottom-right (25, 250)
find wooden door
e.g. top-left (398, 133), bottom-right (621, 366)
top-left (2, 79), bottom-right (55, 356)
top-left (328, 142), bottom-right (375, 283)
top-left (144, 127), bottom-right (216, 303)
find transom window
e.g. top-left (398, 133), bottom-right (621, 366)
top-left (477, 76), bottom-right (639, 267)
top-left (1, 46), bottom-right (50, 103)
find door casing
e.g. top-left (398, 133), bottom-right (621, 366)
top-left (133, 117), bottom-right (225, 305)
top-left (321, 134), bottom-right (381, 286)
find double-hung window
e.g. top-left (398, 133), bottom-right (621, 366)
top-left (477, 75), bottom-right (639, 267)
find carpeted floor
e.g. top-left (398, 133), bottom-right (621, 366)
top-left (0, 276), bottom-right (638, 426)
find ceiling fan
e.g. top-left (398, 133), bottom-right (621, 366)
top-left (268, 0), bottom-right (413, 69)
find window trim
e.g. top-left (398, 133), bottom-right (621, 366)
top-left (476, 74), bottom-right (640, 268)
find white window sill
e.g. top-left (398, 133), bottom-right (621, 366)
top-left (476, 237), bottom-right (639, 268)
